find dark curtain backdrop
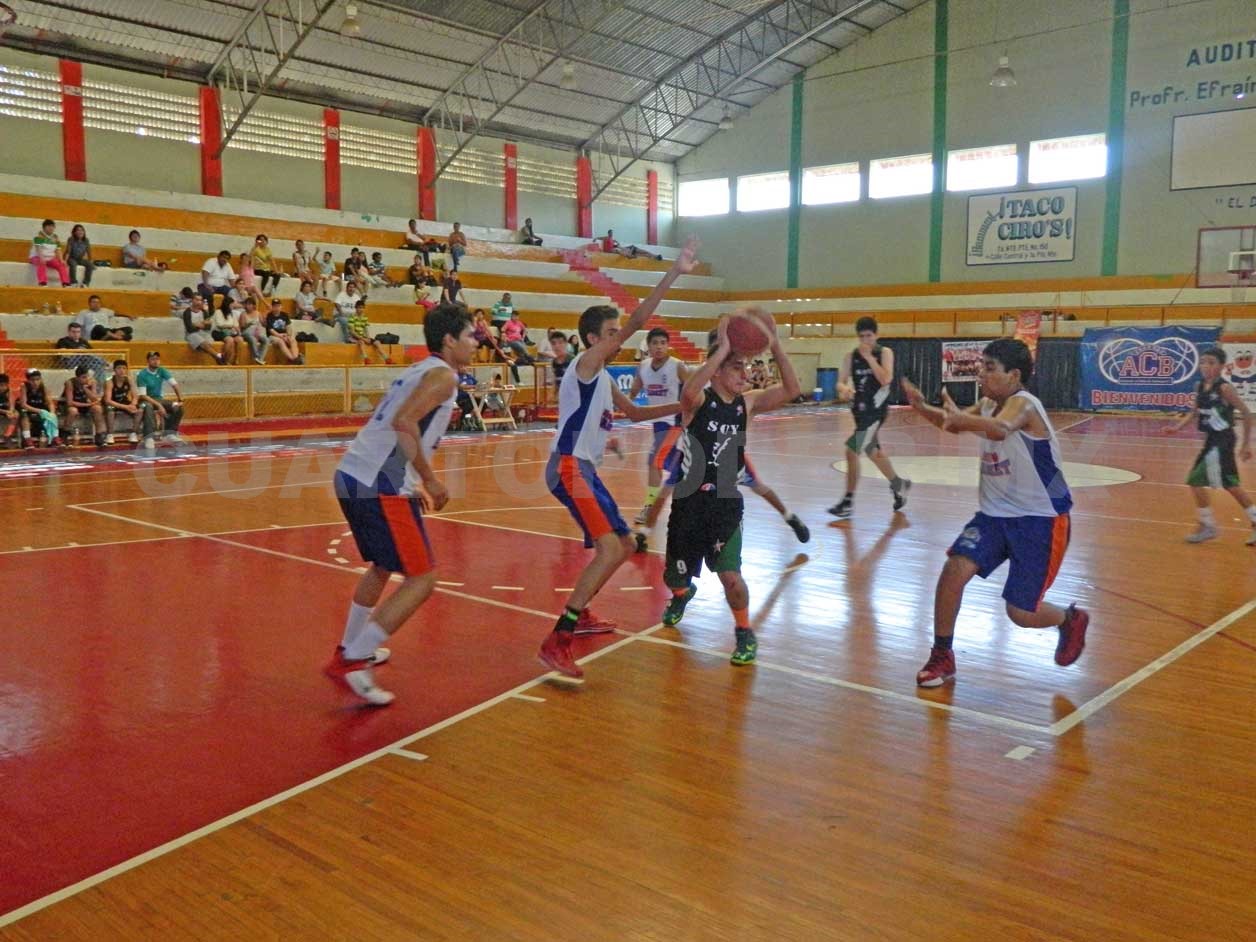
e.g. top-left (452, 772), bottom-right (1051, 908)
top-left (878, 337), bottom-right (1081, 409)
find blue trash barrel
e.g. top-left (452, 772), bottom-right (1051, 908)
top-left (816, 367), bottom-right (839, 401)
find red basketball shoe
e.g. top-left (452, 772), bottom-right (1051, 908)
top-left (916, 647), bottom-right (957, 687)
top-left (1055, 605), bottom-right (1089, 666)
top-left (572, 609), bottom-right (616, 635)
top-left (538, 630), bottom-right (584, 680)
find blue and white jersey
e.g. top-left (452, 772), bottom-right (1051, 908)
top-left (552, 351), bottom-right (615, 467)
top-left (638, 355), bottom-right (682, 431)
top-left (337, 356), bottom-right (455, 494)
top-left (977, 390), bottom-right (1072, 518)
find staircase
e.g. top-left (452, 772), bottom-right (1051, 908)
top-left (560, 250), bottom-right (701, 361)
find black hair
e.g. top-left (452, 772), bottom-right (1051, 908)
top-left (646, 327), bottom-right (669, 344)
top-left (1200, 346), bottom-right (1227, 364)
top-left (42, 218), bottom-right (54, 227)
top-left (113, 359), bottom-right (127, 369)
top-left (87, 294), bottom-right (101, 302)
top-left (707, 327), bottom-right (718, 346)
top-left (67, 320), bottom-right (81, 330)
top-left (128, 229), bottom-right (141, 239)
top-left (354, 300), bottom-right (366, 309)
top-left (982, 338), bottom-right (1034, 384)
top-left (855, 316), bottom-right (878, 334)
top-left (424, 302), bottom-right (474, 353)
top-left (577, 305), bottom-right (620, 349)
top-left (75, 364), bottom-right (90, 376)
top-left (548, 331), bottom-right (567, 343)
top-left (217, 249), bottom-right (231, 258)
top-left (0, 373), bottom-right (8, 382)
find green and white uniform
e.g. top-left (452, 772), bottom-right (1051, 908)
top-left (1187, 377), bottom-right (1241, 489)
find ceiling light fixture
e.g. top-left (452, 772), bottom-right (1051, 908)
top-left (560, 61), bottom-right (577, 91)
top-left (718, 108), bottom-right (734, 131)
top-left (340, 3), bottom-right (361, 37)
top-left (990, 53), bottom-right (1016, 88)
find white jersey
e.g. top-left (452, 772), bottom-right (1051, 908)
top-left (638, 356), bottom-right (682, 430)
top-left (337, 356), bottom-right (455, 494)
top-left (552, 351), bottom-right (615, 467)
top-left (977, 390), bottom-right (1072, 518)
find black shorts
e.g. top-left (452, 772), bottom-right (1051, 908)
top-left (845, 418), bottom-right (884, 455)
top-left (664, 495), bottom-right (744, 588)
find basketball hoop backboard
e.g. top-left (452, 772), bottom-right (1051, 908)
top-left (1198, 225), bottom-right (1256, 287)
top-left (1229, 249), bottom-right (1255, 303)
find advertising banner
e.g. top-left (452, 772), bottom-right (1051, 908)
top-left (1222, 342), bottom-right (1256, 408)
top-left (941, 341), bottom-right (986, 383)
top-left (967, 187), bottom-right (1077, 265)
top-left (1013, 310), bottom-right (1043, 358)
top-left (1079, 326), bottom-right (1222, 411)
top-left (607, 365), bottom-right (647, 405)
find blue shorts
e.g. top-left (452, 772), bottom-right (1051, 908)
top-left (334, 470), bottom-right (434, 576)
top-left (650, 424), bottom-right (682, 470)
top-left (948, 512), bottom-right (1071, 612)
top-left (547, 454), bottom-right (629, 548)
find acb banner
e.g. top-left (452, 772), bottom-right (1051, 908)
top-left (1079, 326), bottom-right (1222, 411)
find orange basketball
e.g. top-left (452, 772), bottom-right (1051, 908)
top-left (726, 310), bottom-right (771, 357)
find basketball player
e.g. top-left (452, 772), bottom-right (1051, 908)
top-left (659, 312), bottom-right (801, 665)
top-left (829, 316), bottom-right (910, 518)
top-left (1165, 346), bottom-right (1256, 544)
top-left (538, 240), bottom-right (699, 680)
top-left (325, 304), bottom-right (477, 705)
top-left (630, 327), bottom-right (690, 526)
top-left (901, 338), bottom-right (1089, 688)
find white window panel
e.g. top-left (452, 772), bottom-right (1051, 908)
top-left (946, 144), bottom-right (1018, 191)
top-left (869, 153), bottom-right (933, 199)
top-left (678, 178), bottom-right (730, 217)
top-left (736, 171), bottom-right (789, 212)
top-left (802, 162), bottom-right (861, 205)
top-left (1028, 133), bottom-right (1107, 184)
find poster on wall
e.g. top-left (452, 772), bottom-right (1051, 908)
top-left (1013, 310), bottom-right (1042, 358)
top-left (941, 341), bottom-right (986, 383)
top-left (607, 365), bottom-right (647, 405)
top-left (1079, 326), bottom-right (1222, 412)
top-left (1223, 343), bottom-right (1256, 408)
top-left (966, 187), bottom-right (1077, 266)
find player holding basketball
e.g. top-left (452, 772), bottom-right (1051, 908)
top-left (537, 239), bottom-right (699, 680)
top-left (829, 317), bottom-right (910, 519)
top-left (901, 338), bottom-right (1089, 688)
top-left (630, 327), bottom-right (690, 526)
top-left (1164, 346), bottom-right (1256, 544)
top-left (660, 313), bottom-right (802, 665)
top-left (325, 304), bottom-right (477, 705)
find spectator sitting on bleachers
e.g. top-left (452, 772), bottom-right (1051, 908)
top-left (19, 369), bottom-right (60, 448)
top-left (448, 222), bottom-right (467, 271)
top-left (548, 332), bottom-right (572, 386)
top-left (346, 299), bottom-right (387, 364)
top-left (312, 250), bottom-right (339, 297)
top-left (123, 229), bottom-right (166, 271)
top-left (29, 219), bottom-right (71, 287)
top-left (210, 303), bottom-right (242, 365)
top-left (200, 250), bottom-right (235, 304)
top-left (0, 374), bottom-right (18, 444)
top-left (406, 254), bottom-right (428, 288)
top-left (170, 286), bottom-right (195, 318)
top-left (55, 321), bottom-right (92, 351)
top-left (237, 252), bottom-right (267, 306)
top-left (75, 294), bottom-right (134, 342)
top-left (294, 279), bottom-right (322, 320)
top-left (134, 351), bottom-right (184, 448)
top-left (265, 299), bottom-right (304, 365)
top-left (63, 363), bottom-right (106, 447)
top-left (292, 239), bottom-right (315, 282)
top-left (472, 310), bottom-right (493, 350)
top-left (600, 228), bottom-right (662, 261)
top-left (500, 310), bottom-right (534, 371)
top-left (182, 295), bottom-right (227, 365)
top-left (238, 298), bottom-right (270, 365)
top-left (104, 359), bottom-right (142, 445)
top-left (66, 224), bottom-right (95, 288)
top-left (343, 249), bottom-right (369, 293)
top-left (519, 217), bottom-right (542, 246)
top-left (367, 252), bottom-right (395, 288)
top-left (249, 234), bottom-right (283, 296)
top-left (442, 271), bottom-right (464, 306)
top-left (333, 281), bottom-right (363, 343)
top-left (490, 292), bottom-right (515, 333)
top-left (402, 219), bottom-right (434, 266)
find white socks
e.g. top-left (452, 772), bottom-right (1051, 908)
top-left (341, 601), bottom-right (373, 648)
top-left (1246, 506), bottom-right (1256, 524)
top-left (1198, 507), bottom-right (1216, 526)
top-left (344, 620), bottom-right (389, 662)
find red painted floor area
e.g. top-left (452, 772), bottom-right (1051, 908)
top-left (0, 526), bottom-right (664, 915)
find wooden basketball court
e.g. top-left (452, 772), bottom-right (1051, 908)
top-left (0, 408), bottom-right (1253, 940)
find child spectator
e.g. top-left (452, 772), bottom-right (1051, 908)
top-left (122, 229), bottom-right (165, 271)
top-left (292, 239), bottom-right (315, 282)
top-left (519, 217), bottom-right (542, 246)
top-left (312, 250), bottom-right (339, 297)
top-left (183, 295), bottom-right (227, 364)
top-left (367, 251), bottom-right (394, 288)
top-left (66, 224), bottom-right (94, 287)
top-left (75, 294), bottom-right (134, 341)
top-left (484, 373), bottom-right (507, 414)
top-left (0, 374), bottom-right (18, 444)
top-left (134, 351), bottom-right (184, 448)
top-left (238, 298), bottom-right (270, 365)
top-left (249, 234), bottom-right (282, 296)
top-left (346, 299), bottom-right (387, 363)
top-left (447, 222), bottom-right (467, 271)
top-left (170, 286), bottom-right (196, 318)
top-left (265, 299), bottom-right (304, 364)
top-left (29, 219), bottom-right (71, 287)
top-left (199, 250), bottom-right (235, 304)
top-left (294, 280), bottom-right (322, 320)
top-left (104, 359), bottom-right (142, 444)
top-left (210, 303), bottom-right (242, 364)
top-left (237, 252), bottom-right (266, 305)
top-left (63, 364), bottom-right (107, 447)
top-left (19, 369), bottom-right (61, 447)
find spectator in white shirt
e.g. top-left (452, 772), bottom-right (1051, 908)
top-left (199, 250), bottom-right (235, 304)
top-left (294, 280), bottom-right (322, 320)
top-left (332, 282), bottom-right (362, 343)
top-left (75, 294), bottom-right (134, 341)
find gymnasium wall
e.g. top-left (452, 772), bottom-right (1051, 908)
top-left (676, 0), bottom-right (1256, 290)
top-left (0, 46), bottom-right (675, 244)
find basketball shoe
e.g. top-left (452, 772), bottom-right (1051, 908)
top-left (324, 654), bottom-right (394, 706)
top-left (730, 628), bottom-right (758, 666)
top-left (572, 609), bottom-right (616, 636)
top-left (1055, 605), bottom-right (1090, 667)
top-left (662, 584), bottom-right (697, 626)
top-left (916, 647), bottom-right (956, 687)
top-left (538, 629), bottom-right (584, 680)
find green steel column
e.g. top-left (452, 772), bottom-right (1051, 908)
top-left (786, 71), bottom-right (805, 289)
top-left (1102, 0), bottom-right (1130, 276)
top-left (927, 0), bottom-right (948, 283)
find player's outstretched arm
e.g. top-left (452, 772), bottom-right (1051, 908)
top-left (901, 377), bottom-right (947, 429)
top-left (612, 386), bottom-right (680, 424)
top-left (747, 313), bottom-right (800, 416)
top-left (391, 369), bottom-right (457, 510)
top-left (943, 392), bottom-right (1031, 440)
top-left (578, 237), bottom-right (700, 377)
